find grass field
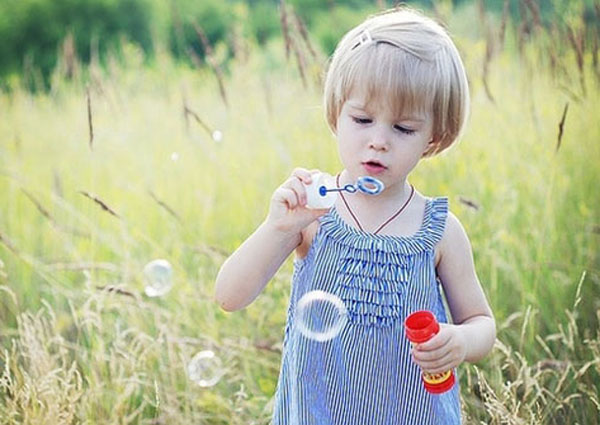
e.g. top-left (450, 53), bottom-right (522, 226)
top-left (1, 5), bottom-right (599, 424)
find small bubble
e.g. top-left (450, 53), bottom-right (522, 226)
top-left (187, 350), bottom-right (224, 387)
top-left (295, 290), bottom-right (348, 342)
top-left (212, 130), bottom-right (223, 142)
top-left (171, 152), bottom-right (179, 162)
top-left (143, 259), bottom-right (173, 297)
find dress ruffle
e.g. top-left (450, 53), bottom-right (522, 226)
top-left (319, 197), bottom-right (448, 256)
top-left (318, 197), bottom-right (448, 327)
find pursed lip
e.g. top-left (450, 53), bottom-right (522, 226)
top-left (361, 159), bottom-right (388, 175)
top-left (362, 159), bottom-right (387, 169)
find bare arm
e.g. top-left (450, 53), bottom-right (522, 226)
top-left (215, 169), bottom-right (328, 312)
top-left (215, 222), bottom-right (300, 311)
top-left (413, 212), bottom-right (496, 373)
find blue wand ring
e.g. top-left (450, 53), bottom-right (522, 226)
top-left (356, 176), bottom-right (384, 195)
top-left (318, 176), bottom-right (385, 197)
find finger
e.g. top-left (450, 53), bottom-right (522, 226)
top-left (275, 187), bottom-right (299, 209)
top-left (292, 168), bottom-right (314, 184)
top-left (413, 352), bottom-right (457, 374)
top-left (413, 348), bottom-right (452, 365)
top-left (415, 332), bottom-right (450, 352)
top-left (420, 359), bottom-right (457, 375)
top-left (412, 341), bottom-right (453, 362)
top-left (282, 177), bottom-right (308, 206)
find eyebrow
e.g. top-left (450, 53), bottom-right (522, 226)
top-left (346, 101), bottom-right (426, 123)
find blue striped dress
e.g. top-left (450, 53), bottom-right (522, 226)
top-left (272, 197), bottom-right (461, 425)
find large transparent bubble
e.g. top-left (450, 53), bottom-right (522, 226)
top-left (143, 259), bottom-right (173, 297)
top-left (187, 350), bottom-right (224, 387)
top-left (295, 290), bottom-right (348, 342)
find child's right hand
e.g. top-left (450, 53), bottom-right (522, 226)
top-left (266, 168), bottom-right (331, 235)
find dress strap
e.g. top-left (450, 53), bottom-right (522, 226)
top-left (422, 196), bottom-right (448, 248)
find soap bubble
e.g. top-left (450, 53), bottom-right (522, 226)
top-left (295, 290), bottom-right (348, 342)
top-left (170, 152), bottom-right (179, 162)
top-left (187, 350), bottom-right (224, 387)
top-left (143, 259), bottom-right (173, 297)
top-left (212, 130), bottom-right (223, 142)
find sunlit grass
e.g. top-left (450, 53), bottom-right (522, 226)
top-left (0, 20), bottom-right (599, 425)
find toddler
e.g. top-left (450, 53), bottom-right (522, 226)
top-left (215, 6), bottom-right (496, 424)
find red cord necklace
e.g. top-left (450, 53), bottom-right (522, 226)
top-left (337, 174), bottom-right (415, 235)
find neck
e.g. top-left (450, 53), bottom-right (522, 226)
top-left (339, 169), bottom-right (411, 205)
top-left (336, 170), bottom-right (416, 234)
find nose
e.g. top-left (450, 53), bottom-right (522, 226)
top-left (369, 127), bottom-right (390, 152)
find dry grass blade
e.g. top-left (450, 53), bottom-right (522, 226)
top-left (95, 285), bottom-right (137, 299)
top-left (556, 102), bottom-right (569, 153)
top-left (61, 32), bottom-right (78, 81)
top-left (182, 100), bottom-right (214, 139)
top-left (279, 0), bottom-right (292, 60)
top-left (519, 305), bottom-right (533, 352)
top-left (254, 339), bottom-right (281, 353)
top-left (291, 34), bottom-right (308, 88)
top-left (499, 0), bottom-right (510, 49)
top-left (523, 0), bottom-right (541, 31)
top-left (21, 188), bottom-right (90, 238)
top-left (21, 188), bottom-right (54, 223)
top-left (0, 231), bottom-right (19, 255)
top-left (292, 11), bottom-right (317, 60)
top-left (458, 196), bottom-right (481, 211)
top-left (53, 169), bottom-right (63, 198)
top-left (193, 23), bottom-right (228, 107)
top-left (517, 0), bottom-right (531, 57)
top-left (535, 359), bottom-right (569, 372)
top-left (573, 270), bottom-right (586, 310)
top-left (278, 1), bottom-right (307, 86)
top-left (483, 24), bottom-right (496, 103)
top-left (567, 25), bottom-right (586, 95)
top-left (86, 85), bottom-right (94, 151)
top-left (79, 191), bottom-right (121, 219)
top-left (592, 31), bottom-right (599, 83)
top-left (0, 285), bottom-right (18, 308)
top-left (477, 0), bottom-right (486, 32)
top-left (149, 191), bottom-right (182, 223)
top-left (595, 3), bottom-right (600, 82)
top-left (547, 25), bottom-right (559, 81)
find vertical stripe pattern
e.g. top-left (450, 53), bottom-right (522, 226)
top-left (272, 197), bottom-right (461, 425)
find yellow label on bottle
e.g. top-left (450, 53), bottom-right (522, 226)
top-left (423, 370), bottom-right (452, 385)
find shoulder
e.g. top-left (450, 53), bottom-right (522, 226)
top-left (435, 209), bottom-right (473, 268)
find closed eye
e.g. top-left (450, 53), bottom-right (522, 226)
top-left (352, 116), bottom-right (372, 125)
top-left (352, 115), bottom-right (416, 135)
top-left (394, 125), bottom-right (416, 135)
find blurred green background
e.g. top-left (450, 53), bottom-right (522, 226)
top-left (1, 0), bottom-right (599, 87)
top-left (1, 0), bottom-right (599, 424)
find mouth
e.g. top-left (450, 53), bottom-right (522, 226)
top-left (362, 160), bottom-right (387, 175)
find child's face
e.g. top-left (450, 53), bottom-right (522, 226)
top-left (336, 90), bottom-right (434, 192)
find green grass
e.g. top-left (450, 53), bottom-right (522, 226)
top-left (1, 21), bottom-right (599, 425)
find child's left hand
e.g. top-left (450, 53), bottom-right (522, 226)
top-left (411, 324), bottom-right (467, 374)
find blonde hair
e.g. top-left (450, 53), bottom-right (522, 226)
top-left (323, 7), bottom-right (470, 156)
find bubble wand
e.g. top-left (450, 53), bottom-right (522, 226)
top-left (304, 173), bottom-right (385, 209)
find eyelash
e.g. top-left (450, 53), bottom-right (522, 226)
top-left (351, 117), bottom-right (416, 135)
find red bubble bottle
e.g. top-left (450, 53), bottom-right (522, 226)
top-left (405, 310), bottom-right (455, 394)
